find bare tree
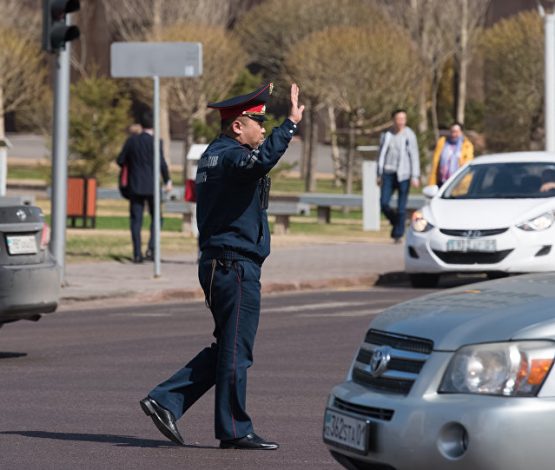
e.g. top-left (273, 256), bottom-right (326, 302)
top-left (454, 0), bottom-right (491, 124)
top-left (153, 23), bottom-right (247, 181)
top-left (0, 0), bottom-right (46, 139)
top-left (378, 0), bottom-right (457, 139)
top-left (481, 11), bottom-right (544, 151)
top-left (237, 0), bottom-right (387, 189)
top-left (100, 0), bottom-right (245, 167)
top-left (286, 25), bottom-right (422, 193)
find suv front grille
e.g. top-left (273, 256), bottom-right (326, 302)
top-left (439, 228), bottom-right (508, 237)
top-left (352, 329), bottom-right (433, 396)
top-left (333, 397), bottom-right (394, 421)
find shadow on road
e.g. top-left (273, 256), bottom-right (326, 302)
top-left (109, 254), bottom-right (197, 266)
top-left (0, 431), bottom-right (217, 449)
top-left (0, 352), bottom-right (27, 359)
top-left (376, 271), bottom-right (507, 290)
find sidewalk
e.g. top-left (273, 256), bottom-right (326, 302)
top-left (60, 241), bottom-right (405, 310)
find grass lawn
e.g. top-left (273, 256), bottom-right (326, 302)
top-left (14, 163), bottom-right (396, 262)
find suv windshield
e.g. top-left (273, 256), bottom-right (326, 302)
top-left (442, 162), bottom-right (555, 199)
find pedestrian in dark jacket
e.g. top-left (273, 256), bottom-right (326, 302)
top-left (117, 111), bottom-right (172, 263)
top-left (140, 83), bottom-right (304, 450)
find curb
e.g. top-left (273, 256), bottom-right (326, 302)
top-left (59, 273), bottom-right (406, 309)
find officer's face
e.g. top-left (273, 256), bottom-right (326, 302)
top-left (235, 117), bottom-right (266, 148)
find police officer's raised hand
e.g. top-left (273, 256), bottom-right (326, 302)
top-left (288, 83), bottom-right (305, 124)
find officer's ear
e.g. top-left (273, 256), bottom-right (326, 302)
top-left (230, 118), bottom-right (244, 136)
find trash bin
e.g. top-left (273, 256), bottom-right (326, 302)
top-left (67, 177), bottom-right (97, 228)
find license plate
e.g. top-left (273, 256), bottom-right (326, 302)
top-left (446, 238), bottom-right (496, 252)
top-left (6, 234), bottom-right (38, 255)
top-left (323, 408), bottom-right (370, 454)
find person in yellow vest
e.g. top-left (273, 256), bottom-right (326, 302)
top-left (428, 122), bottom-right (474, 187)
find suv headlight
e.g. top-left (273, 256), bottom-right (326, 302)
top-left (517, 211), bottom-right (554, 231)
top-left (411, 210), bottom-right (434, 233)
top-left (439, 341), bottom-right (555, 397)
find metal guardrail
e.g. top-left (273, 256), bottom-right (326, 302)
top-left (95, 187), bottom-right (425, 210)
top-left (299, 193), bottom-right (426, 210)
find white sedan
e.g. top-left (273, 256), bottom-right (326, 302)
top-left (406, 152), bottom-right (555, 287)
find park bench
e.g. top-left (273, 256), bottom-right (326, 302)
top-left (163, 196), bottom-right (310, 236)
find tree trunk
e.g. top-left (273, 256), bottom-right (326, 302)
top-left (305, 104), bottom-right (317, 192)
top-left (301, 99), bottom-right (313, 189)
top-left (182, 115), bottom-right (195, 183)
top-left (0, 86), bottom-right (6, 196)
top-left (0, 86), bottom-right (5, 142)
top-left (327, 104), bottom-right (343, 188)
top-left (417, 1), bottom-right (429, 135)
top-left (456, 0), bottom-right (469, 124)
top-left (431, 68), bottom-right (440, 142)
top-left (160, 83), bottom-right (171, 171)
top-left (345, 115), bottom-right (356, 194)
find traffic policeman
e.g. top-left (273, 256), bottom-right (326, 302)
top-left (140, 83), bottom-right (304, 449)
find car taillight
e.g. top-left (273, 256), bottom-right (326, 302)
top-left (40, 223), bottom-right (51, 250)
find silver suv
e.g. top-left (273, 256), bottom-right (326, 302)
top-left (324, 274), bottom-right (555, 470)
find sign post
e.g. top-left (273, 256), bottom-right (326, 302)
top-left (111, 42), bottom-right (202, 277)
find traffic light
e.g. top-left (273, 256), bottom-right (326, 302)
top-left (42, 0), bottom-right (80, 53)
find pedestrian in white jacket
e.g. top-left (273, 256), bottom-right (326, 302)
top-left (377, 109), bottom-right (420, 242)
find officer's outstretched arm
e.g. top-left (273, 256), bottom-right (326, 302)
top-left (231, 119), bottom-right (298, 181)
top-left (229, 84), bottom-right (303, 181)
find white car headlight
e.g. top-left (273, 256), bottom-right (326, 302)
top-left (439, 341), bottom-right (555, 397)
top-left (517, 211), bottom-right (554, 231)
top-left (411, 211), bottom-right (434, 233)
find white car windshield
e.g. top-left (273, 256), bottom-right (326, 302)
top-left (442, 162), bottom-right (555, 199)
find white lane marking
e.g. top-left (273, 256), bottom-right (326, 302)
top-left (113, 313), bottom-right (174, 317)
top-left (263, 301), bottom-right (371, 314)
top-left (297, 308), bottom-right (383, 318)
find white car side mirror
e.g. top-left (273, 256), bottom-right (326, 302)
top-left (423, 185), bottom-right (439, 198)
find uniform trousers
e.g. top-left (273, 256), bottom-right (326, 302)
top-left (149, 256), bottom-right (261, 440)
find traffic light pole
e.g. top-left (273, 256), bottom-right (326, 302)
top-left (50, 23), bottom-right (72, 284)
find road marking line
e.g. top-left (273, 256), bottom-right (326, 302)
top-left (263, 301), bottom-right (371, 313)
top-left (297, 309), bottom-right (383, 318)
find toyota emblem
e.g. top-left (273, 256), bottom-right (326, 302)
top-left (16, 209), bottom-right (27, 221)
top-left (368, 346), bottom-right (391, 378)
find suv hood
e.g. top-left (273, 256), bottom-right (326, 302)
top-left (370, 273), bottom-right (555, 351)
top-left (426, 198), bottom-right (554, 229)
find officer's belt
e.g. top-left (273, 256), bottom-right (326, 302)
top-left (200, 249), bottom-right (263, 266)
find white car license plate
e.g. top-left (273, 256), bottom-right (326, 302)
top-left (323, 408), bottom-right (370, 454)
top-left (447, 238), bottom-right (496, 253)
top-left (6, 234), bottom-right (38, 255)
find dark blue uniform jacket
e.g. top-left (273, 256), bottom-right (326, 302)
top-left (117, 132), bottom-right (170, 197)
top-left (196, 119), bottom-right (297, 264)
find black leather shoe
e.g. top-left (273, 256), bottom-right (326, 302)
top-left (219, 432), bottom-right (279, 450)
top-left (144, 249), bottom-right (154, 261)
top-left (133, 255), bottom-right (144, 264)
top-left (140, 397), bottom-right (184, 445)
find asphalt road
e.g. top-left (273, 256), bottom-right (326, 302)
top-left (0, 287), bottom-right (433, 470)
